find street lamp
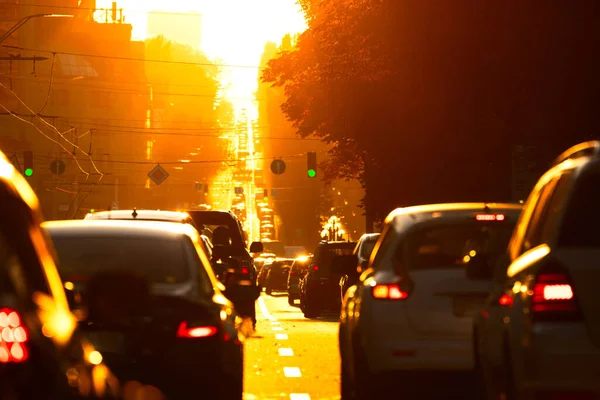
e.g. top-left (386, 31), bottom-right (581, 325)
top-left (0, 14), bottom-right (74, 44)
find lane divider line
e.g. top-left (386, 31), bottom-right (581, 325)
top-left (275, 333), bottom-right (289, 340)
top-left (283, 367), bottom-right (302, 378)
top-left (270, 321), bottom-right (281, 325)
top-left (290, 394), bottom-right (311, 400)
top-left (272, 327), bottom-right (283, 331)
top-left (258, 296), bottom-right (276, 321)
top-left (279, 348), bottom-right (294, 356)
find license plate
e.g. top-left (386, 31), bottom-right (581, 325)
top-left (453, 297), bottom-right (485, 318)
top-left (85, 332), bottom-right (126, 354)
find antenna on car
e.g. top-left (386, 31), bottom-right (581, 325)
top-left (132, 208), bottom-right (138, 219)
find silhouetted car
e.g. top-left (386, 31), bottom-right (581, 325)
top-left (44, 220), bottom-right (243, 399)
top-left (264, 258), bottom-right (293, 295)
top-left (287, 256), bottom-right (311, 306)
top-left (300, 241), bottom-right (357, 318)
top-left (0, 150), bottom-right (115, 399)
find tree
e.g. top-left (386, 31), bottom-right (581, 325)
top-left (263, 1), bottom-right (600, 228)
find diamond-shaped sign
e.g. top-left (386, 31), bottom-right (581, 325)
top-left (148, 164), bottom-right (169, 185)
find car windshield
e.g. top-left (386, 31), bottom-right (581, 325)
top-left (188, 212), bottom-right (246, 249)
top-left (399, 222), bottom-right (516, 271)
top-left (50, 235), bottom-right (191, 284)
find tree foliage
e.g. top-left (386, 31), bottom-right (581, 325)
top-left (263, 1), bottom-right (600, 223)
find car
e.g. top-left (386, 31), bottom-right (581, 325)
top-left (474, 141), bottom-right (600, 399)
top-left (338, 202), bottom-right (522, 399)
top-left (287, 256), bottom-right (312, 306)
top-left (300, 240), bottom-right (357, 318)
top-left (0, 150), bottom-right (115, 399)
top-left (339, 233), bottom-right (380, 302)
top-left (85, 209), bottom-right (214, 259)
top-left (264, 258), bottom-right (294, 295)
top-left (43, 219), bottom-right (243, 399)
top-left (261, 240), bottom-right (286, 257)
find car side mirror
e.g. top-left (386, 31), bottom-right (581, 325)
top-left (250, 241), bottom-right (263, 253)
top-left (331, 254), bottom-right (359, 275)
top-left (465, 255), bottom-right (494, 281)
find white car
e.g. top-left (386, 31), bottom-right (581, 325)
top-left (475, 141), bottom-right (600, 399)
top-left (338, 202), bottom-right (522, 399)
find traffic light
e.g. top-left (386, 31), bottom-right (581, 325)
top-left (23, 151), bottom-right (33, 177)
top-left (307, 152), bottom-right (317, 178)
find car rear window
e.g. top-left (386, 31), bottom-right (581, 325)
top-left (359, 240), bottom-right (378, 260)
top-left (50, 235), bottom-right (191, 284)
top-left (313, 243), bottom-right (356, 272)
top-left (559, 171), bottom-right (600, 247)
top-left (398, 222), bottom-right (516, 271)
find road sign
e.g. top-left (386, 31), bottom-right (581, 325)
top-left (270, 159), bottom-right (286, 175)
top-left (50, 159), bottom-right (66, 175)
top-left (234, 187), bottom-right (244, 195)
top-left (148, 164), bottom-right (169, 185)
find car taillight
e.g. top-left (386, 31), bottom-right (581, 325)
top-left (372, 284), bottom-right (409, 300)
top-left (498, 294), bottom-right (513, 306)
top-left (0, 308), bottom-right (29, 363)
top-left (532, 271), bottom-right (580, 321)
top-left (313, 266), bottom-right (319, 272)
top-left (241, 267), bottom-right (249, 275)
top-left (176, 321), bottom-right (218, 338)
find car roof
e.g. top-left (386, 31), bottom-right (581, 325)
top-left (42, 219), bottom-right (199, 240)
top-left (84, 209), bottom-right (191, 222)
top-left (386, 202), bottom-right (522, 225)
top-left (359, 233), bottom-right (380, 242)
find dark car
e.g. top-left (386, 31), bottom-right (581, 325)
top-left (0, 151), bottom-right (114, 399)
top-left (43, 220), bottom-right (243, 399)
top-left (339, 233), bottom-right (380, 301)
top-left (187, 210), bottom-right (263, 326)
top-left (264, 258), bottom-right (293, 295)
top-left (287, 256), bottom-right (311, 306)
top-left (300, 241), bottom-right (357, 318)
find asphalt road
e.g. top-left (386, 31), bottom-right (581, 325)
top-left (243, 293), bottom-right (341, 400)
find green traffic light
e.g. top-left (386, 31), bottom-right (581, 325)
top-left (24, 168), bottom-right (33, 177)
top-left (307, 169), bottom-right (316, 178)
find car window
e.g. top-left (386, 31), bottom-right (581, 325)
top-left (396, 222), bottom-right (516, 271)
top-left (359, 239), bottom-right (377, 260)
top-left (50, 235), bottom-right (191, 284)
top-left (522, 177), bottom-right (558, 252)
top-left (0, 195), bottom-right (51, 296)
top-left (538, 172), bottom-right (573, 244)
top-left (559, 170), bottom-right (600, 247)
top-left (313, 244), bottom-right (356, 272)
top-left (371, 225), bottom-right (394, 270)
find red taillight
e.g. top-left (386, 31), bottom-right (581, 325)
top-left (313, 266), bottom-right (319, 272)
top-left (241, 267), bottom-right (249, 275)
top-left (499, 294), bottom-right (513, 306)
top-left (475, 213), bottom-right (505, 221)
top-left (0, 308), bottom-right (29, 363)
top-left (532, 272), bottom-right (579, 319)
top-left (372, 284), bottom-right (409, 300)
top-left (176, 321), bottom-right (218, 338)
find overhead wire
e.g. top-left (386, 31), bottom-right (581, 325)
top-left (37, 52), bottom-right (56, 114)
top-left (0, 81), bottom-right (104, 179)
top-left (0, 102), bottom-right (91, 178)
top-left (1, 44), bottom-right (265, 70)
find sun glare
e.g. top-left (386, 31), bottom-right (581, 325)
top-left (96, 0), bottom-right (306, 116)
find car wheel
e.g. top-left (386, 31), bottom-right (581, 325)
top-left (352, 339), bottom-right (372, 400)
top-left (303, 302), bottom-right (320, 318)
top-left (265, 284), bottom-right (273, 295)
